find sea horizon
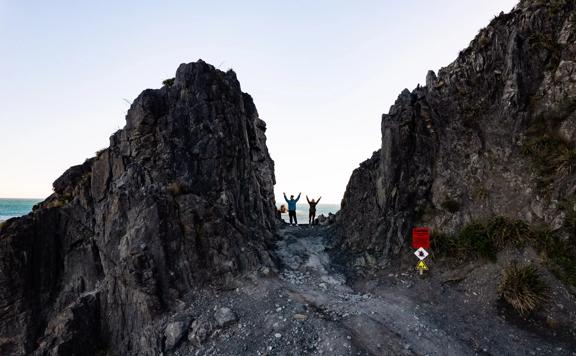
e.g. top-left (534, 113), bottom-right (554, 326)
top-left (0, 198), bottom-right (341, 223)
top-left (0, 198), bottom-right (43, 221)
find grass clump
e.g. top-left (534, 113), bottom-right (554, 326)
top-left (472, 185), bottom-right (489, 200)
top-left (522, 133), bottom-right (576, 188)
top-left (47, 193), bottom-right (73, 209)
top-left (163, 78), bottom-right (175, 87)
top-left (167, 182), bottom-right (187, 196)
top-left (432, 216), bottom-right (576, 291)
top-left (478, 33), bottom-right (491, 48)
top-left (522, 97), bottom-right (576, 190)
top-left (499, 263), bottom-right (548, 316)
top-left (432, 217), bottom-right (531, 261)
top-left (536, 228), bottom-right (576, 288)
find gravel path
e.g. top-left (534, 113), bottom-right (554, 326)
top-left (174, 225), bottom-right (575, 355)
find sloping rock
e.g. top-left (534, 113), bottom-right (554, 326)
top-left (337, 0), bottom-right (576, 266)
top-left (0, 60), bottom-right (277, 355)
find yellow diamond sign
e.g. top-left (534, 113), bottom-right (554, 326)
top-left (416, 260), bottom-right (429, 271)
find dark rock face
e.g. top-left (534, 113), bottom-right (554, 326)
top-left (337, 0), bottom-right (576, 266)
top-left (0, 60), bottom-right (277, 355)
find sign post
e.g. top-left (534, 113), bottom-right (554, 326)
top-left (412, 228), bottom-right (430, 275)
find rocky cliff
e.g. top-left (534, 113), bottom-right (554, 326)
top-left (337, 0), bottom-right (576, 267)
top-left (0, 60), bottom-right (277, 355)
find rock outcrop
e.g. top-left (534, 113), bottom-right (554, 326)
top-left (337, 0), bottom-right (576, 266)
top-left (0, 60), bottom-right (277, 355)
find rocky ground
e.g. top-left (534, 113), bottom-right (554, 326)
top-left (164, 225), bottom-right (576, 356)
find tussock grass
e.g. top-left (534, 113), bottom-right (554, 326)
top-left (432, 216), bottom-right (576, 291)
top-left (499, 263), bottom-right (548, 316)
top-left (537, 228), bottom-right (576, 288)
top-left (522, 133), bottom-right (576, 186)
top-left (163, 78), bottom-right (175, 87)
top-left (431, 217), bottom-right (531, 261)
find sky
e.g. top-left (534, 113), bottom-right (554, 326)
top-left (0, 0), bottom-right (518, 203)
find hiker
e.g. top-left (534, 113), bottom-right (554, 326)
top-left (283, 192), bottom-right (301, 226)
top-left (276, 204), bottom-right (287, 220)
top-left (306, 195), bottom-right (321, 224)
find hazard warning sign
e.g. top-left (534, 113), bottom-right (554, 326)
top-left (412, 227), bottom-right (430, 249)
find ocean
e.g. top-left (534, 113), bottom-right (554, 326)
top-left (0, 198), bottom-right (42, 221)
top-left (277, 203), bottom-right (340, 224)
top-left (0, 199), bottom-right (340, 224)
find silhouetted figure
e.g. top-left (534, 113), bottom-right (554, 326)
top-left (276, 204), bottom-right (287, 220)
top-left (283, 192), bottom-right (301, 226)
top-left (307, 195), bottom-right (321, 224)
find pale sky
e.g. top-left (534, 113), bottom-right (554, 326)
top-left (0, 0), bottom-right (518, 203)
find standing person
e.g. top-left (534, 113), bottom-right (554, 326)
top-left (306, 195), bottom-right (321, 225)
top-left (283, 192), bottom-right (301, 226)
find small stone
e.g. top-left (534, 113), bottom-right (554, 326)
top-left (275, 333), bottom-right (282, 338)
top-left (214, 307), bottom-right (237, 327)
top-left (164, 320), bottom-right (187, 350)
top-left (293, 314), bottom-right (308, 321)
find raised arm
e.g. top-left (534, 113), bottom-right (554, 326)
top-left (284, 193), bottom-right (289, 203)
top-left (317, 196), bottom-right (322, 203)
top-left (306, 195), bottom-right (310, 204)
top-left (295, 193), bottom-right (301, 202)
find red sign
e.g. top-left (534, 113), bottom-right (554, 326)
top-left (412, 227), bottom-right (430, 249)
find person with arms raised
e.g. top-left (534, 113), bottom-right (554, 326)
top-left (306, 195), bottom-right (321, 225)
top-left (283, 192), bottom-right (301, 226)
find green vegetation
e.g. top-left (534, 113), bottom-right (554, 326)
top-left (499, 263), bottom-right (549, 316)
top-left (522, 132), bottom-right (576, 188)
top-left (167, 182), bottom-right (187, 196)
top-left (440, 199), bottom-right (460, 213)
top-left (163, 78), bottom-right (175, 87)
top-left (0, 221), bottom-right (5, 233)
top-left (432, 217), bottom-right (530, 261)
top-left (478, 33), bottom-right (491, 48)
top-left (472, 185), bottom-right (489, 200)
top-left (432, 216), bottom-right (576, 291)
top-left (47, 193), bottom-right (73, 208)
top-left (537, 227), bottom-right (576, 288)
top-left (548, 0), bottom-right (568, 15)
top-left (522, 98), bottom-right (576, 190)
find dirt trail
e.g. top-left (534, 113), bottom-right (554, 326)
top-left (272, 226), bottom-right (575, 356)
top-left (275, 226), bottom-right (472, 356)
top-left (178, 226), bottom-right (575, 355)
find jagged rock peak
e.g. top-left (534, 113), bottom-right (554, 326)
top-left (0, 60), bottom-right (278, 355)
